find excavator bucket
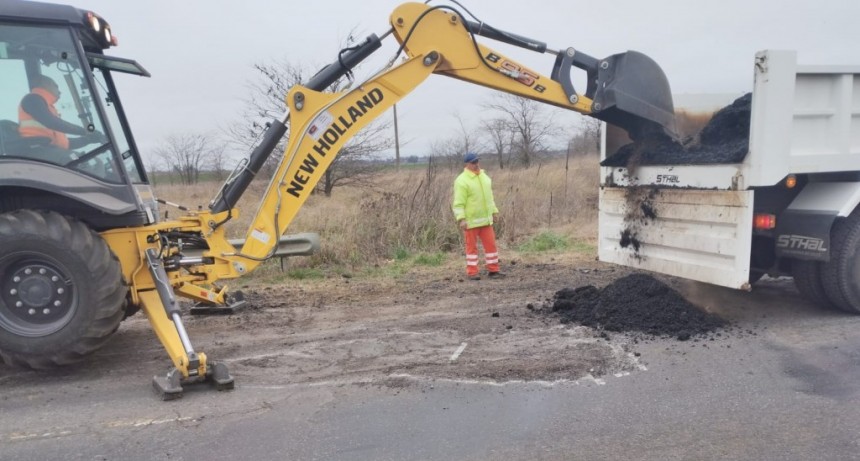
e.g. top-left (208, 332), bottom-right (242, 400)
top-left (589, 51), bottom-right (678, 140)
top-left (459, 16), bottom-right (676, 141)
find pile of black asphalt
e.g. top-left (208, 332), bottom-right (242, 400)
top-left (548, 273), bottom-right (727, 341)
top-left (601, 93), bottom-right (752, 167)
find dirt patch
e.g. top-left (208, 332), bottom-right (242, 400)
top-left (141, 255), bottom-right (649, 388)
top-left (602, 93), bottom-right (752, 167)
top-left (0, 254), bottom-right (745, 396)
top-left (548, 273), bottom-right (728, 341)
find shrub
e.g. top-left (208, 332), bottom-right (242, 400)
top-left (517, 231), bottom-right (570, 252)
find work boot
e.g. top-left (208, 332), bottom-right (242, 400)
top-left (488, 272), bottom-right (506, 279)
top-left (467, 274), bottom-right (481, 281)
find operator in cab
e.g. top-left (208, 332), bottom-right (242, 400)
top-left (18, 75), bottom-right (105, 157)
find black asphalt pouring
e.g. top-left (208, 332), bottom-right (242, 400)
top-left (602, 93), bottom-right (753, 167)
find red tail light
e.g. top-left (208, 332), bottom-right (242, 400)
top-left (754, 213), bottom-right (776, 230)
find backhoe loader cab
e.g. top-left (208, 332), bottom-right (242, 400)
top-left (0, 0), bottom-right (156, 229)
top-left (0, 1), bottom-right (159, 371)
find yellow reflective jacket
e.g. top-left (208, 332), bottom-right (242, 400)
top-left (452, 168), bottom-right (499, 229)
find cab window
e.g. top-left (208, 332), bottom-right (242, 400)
top-left (0, 22), bottom-right (119, 183)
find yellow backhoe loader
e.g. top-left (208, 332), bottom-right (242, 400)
top-left (0, 0), bottom-right (676, 398)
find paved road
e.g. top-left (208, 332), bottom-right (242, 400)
top-left (2, 278), bottom-right (860, 461)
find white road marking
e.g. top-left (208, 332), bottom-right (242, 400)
top-left (106, 416), bottom-right (193, 428)
top-left (582, 374), bottom-right (606, 385)
top-left (450, 342), bottom-right (468, 361)
top-left (387, 373), bottom-right (611, 387)
top-left (9, 430), bottom-right (73, 441)
top-left (3, 417), bottom-right (194, 443)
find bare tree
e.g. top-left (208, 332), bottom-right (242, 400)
top-left (452, 113), bottom-right (481, 159)
top-left (568, 117), bottom-right (601, 156)
top-left (227, 59), bottom-right (308, 175)
top-left (154, 133), bottom-right (220, 185)
top-left (427, 113), bottom-right (482, 171)
top-left (482, 93), bottom-right (559, 168)
top-left (319, 119), bottom-right (392, 196)
top-left (144, 154), bottom-right (162, 186)
top-left (427, 137), bottom-right (462, 171)
top-left (228, 39), bottom-right (393, 195)
top-left (209, 143), bottom-right (230, 181)
top-left (481, 117), bottom-right (511, 170)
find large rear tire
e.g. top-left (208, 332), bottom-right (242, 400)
top-left (792, 260), bottom-right (837, 310)
top-left (820, 210), bottom-right (860, 314)
top-left (0, 210), bottom-right (127, 368)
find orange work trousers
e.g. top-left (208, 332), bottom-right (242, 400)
top-left (463, 225), bottom-right (499, 276)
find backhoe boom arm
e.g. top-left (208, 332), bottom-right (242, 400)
top-left (225, 1), bottom-right (676, 267)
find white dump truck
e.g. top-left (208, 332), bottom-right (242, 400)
top-left (598, 50), bottom-right (860, 313)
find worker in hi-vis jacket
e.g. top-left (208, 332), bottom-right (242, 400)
top-left (452, 152), bottom-right (505, 281)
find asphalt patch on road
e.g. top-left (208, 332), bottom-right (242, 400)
top-left (602, 93), bottom-right (752, 167)
top-left (547, 273), bottom-right (728, 341)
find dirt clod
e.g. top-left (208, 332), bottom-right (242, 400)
top-left (549, 273), bottom-right (727, 340)
top-left (619, 229), bottom-right (640, 251)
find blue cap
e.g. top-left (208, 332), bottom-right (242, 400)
top-left (463, 152), bottom-right (479, 163)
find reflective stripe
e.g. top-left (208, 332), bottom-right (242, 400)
top-left (18, 120), bottom-right (44, 128)
top-left (466, 255), bottom-right (479, 260)
top-left (485, 258), bottom-right (499, 263)
top-left (484, 252), bottom-right (498, 258)
top-left (466, 261), bottom-right (479, 266)
top-left (469, 217), bottom-right (491, 227)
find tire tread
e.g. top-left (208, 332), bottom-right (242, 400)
top-left (821, 211), bottom-right (860, 313)
top-left (0, 210), bottom-right (127, 368)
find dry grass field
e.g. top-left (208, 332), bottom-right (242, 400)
top-left (152, 153), bottom-right (601, 282)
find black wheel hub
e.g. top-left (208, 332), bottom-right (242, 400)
top-left (1, 257), bottom-right (75, 337)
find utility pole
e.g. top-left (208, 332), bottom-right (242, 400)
top-left (393, 104), bottom-right (401, 169)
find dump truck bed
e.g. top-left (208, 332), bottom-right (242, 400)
top-left (598, 50), bottom-right (860, 290)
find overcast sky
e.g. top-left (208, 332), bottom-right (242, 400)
top-left (77, 0), bottom-right (860, 160)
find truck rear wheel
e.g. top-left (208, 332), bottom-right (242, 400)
top-left (0, 210), bottom-right (127, 368)
top-left (792, 260), bottom-right (836, 310)
top-left (820, 210), bottom-right (860, 314)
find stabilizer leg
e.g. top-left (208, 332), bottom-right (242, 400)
top-left (152, 368), bottom-right (183, 401)
top-left (142, 249), bottom-right (235, 400)
top-left (210, 362), bottom-right (235, 391)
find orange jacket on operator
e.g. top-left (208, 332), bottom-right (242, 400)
top-left (18, 87), bottom-right (70, 149)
